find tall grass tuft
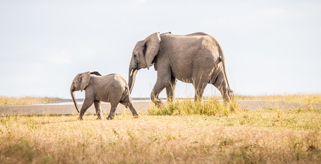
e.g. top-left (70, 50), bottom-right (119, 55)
top-left (148, 97), bottom-right (239, 116)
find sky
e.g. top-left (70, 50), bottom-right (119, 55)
top-left (0, 0), bottom-right (320, 99)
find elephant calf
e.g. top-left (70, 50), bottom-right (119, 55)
top-left (70, 71), bottom-right (139, 120)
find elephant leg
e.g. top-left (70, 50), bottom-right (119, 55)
top-left (120, 96), bottom-right (139, 118)
top-left (213, 72), bottom-right (231, 103)
top-left (94, 100), bottom-right (102, 120)
top-left (193, 73), bottom-right (209, 102)
top-left (193, 82), bottom-right (207, 102)
top-left (78, 98), bottom-right (94, 120)
top-left (129, 103), bottom-right (139, 118)
top-left (166, 76), bottom-right (177, 103)
top-left (107, 103), bottom-right (118, 120)
top-left (151, 67), bottom-right (172, 107)
top-left (126, 102), bottom-right (140, 118)
top-left (151, 81), bottom-right (168, 107)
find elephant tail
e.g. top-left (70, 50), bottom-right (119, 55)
top-left (217, 43), bottom-right (231, 93)
top-left (120, 85), bottom-right (130, 107)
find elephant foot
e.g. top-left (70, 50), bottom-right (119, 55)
top-left (96, 117), bottom-right (102, 120)
top-left (133, 114), bottom-right (140, 119)
top-left (155, 101), bottom-right (164, 108)
top-left (151, 95), bottom-right (163, 108)
top-left (107, 115), bottom-right (114, 120)
top-left (77, 116), bottom-right (83, 120)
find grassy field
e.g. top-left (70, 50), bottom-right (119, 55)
top-left (0, 95), bottom-right (320, 163)
top-left (1, 107), bottom-right (321, 163)
top-left (0, 96), bottom-right (50, 106)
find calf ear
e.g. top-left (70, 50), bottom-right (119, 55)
top-left (80, 72), bottom-right (91, 91)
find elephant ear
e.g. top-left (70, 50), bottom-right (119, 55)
top-left (144, 32), bottom-right (161, 69)
top-left (80, 72), bottom-right (91, 91)
top-left (90, 71), bottom-right (101, 76)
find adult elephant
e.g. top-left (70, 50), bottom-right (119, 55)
top-left (128, 32), bottom-right (233, 106)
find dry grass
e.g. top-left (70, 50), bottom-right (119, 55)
top-left (1, 108), bottom-right (321, 163)
top-left (1, 94), bottom-right (321, 163)
top-left (234, 94), bottom-right (321, 104)
top-left (0, 96), bottom-right (50, 106)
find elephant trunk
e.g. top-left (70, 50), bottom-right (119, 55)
top-left (70, 86), bottom-right (79, 113)
top-left (128, 67), bottom-right (138, 94)
top-left (128, 58), bottom-right (138, 93)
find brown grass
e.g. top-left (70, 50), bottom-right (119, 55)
top-left (0, 96), bottom-right (50, 106)
top-left (1, 108), bottom-right (321, 163)
top-left (234, 94), bottom-right (321, 104)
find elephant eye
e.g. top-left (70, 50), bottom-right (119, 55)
top-left (134, 54), bottom-right (137, 58)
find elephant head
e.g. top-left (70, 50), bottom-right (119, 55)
top-left (70, 72), bottom-right (91, 113)
top-left (128, 32), bottom-right (161, 93)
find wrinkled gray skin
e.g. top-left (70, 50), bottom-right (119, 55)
top-left (70, 72), bottom-right (139, 120)
top-left (128, 32), bottom-right (233, 106)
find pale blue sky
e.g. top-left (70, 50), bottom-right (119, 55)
top-left (0, 0), bottom-right (320, 99)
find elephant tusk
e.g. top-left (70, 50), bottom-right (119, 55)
top-left (130, 69), bottom-right (133, 76)
top-left (130, 68), bottom-right (137, 76)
